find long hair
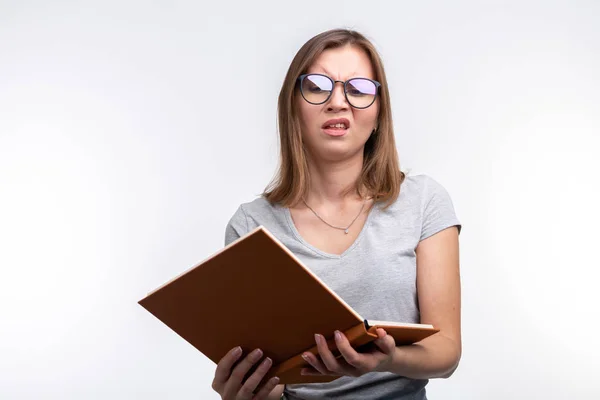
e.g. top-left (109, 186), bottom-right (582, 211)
top-left (262, 28), bottom-right (404, 209)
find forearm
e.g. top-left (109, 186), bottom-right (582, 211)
top-left (265, 384), bottom-right (285, 400)
top-left (380, 334), bottom-right (461, 379)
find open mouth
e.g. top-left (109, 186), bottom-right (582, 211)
top-left (324, 123), bottom-right (348, 129)
top-left (321, 119), bottom-right (350, 136)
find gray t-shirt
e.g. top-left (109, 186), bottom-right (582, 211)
top-left (224, 174), bottom-right (461, 400)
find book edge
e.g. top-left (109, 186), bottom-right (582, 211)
top-left (138, 225), bottom-right (364, 324)
top-left (267, 320), bottom-right (373, 383)
top-left (138, 225), bottom-right (266, 301)
top-left (365, 319), bottom-right (435, 329)
top-left (259, 227), bottom-right (364, 323)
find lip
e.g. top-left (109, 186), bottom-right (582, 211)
top-left (321, 118), bottom-right (350, 137)
top-left (321, 118), bottom-right (350, 129)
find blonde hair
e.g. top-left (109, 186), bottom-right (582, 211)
top-left (263, 28), bottom-right (404, 209)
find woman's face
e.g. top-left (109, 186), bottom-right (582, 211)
top-left (297, 44), bottom-right (379, 163)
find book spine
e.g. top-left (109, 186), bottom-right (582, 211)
top-left (266, 321), bottom-right (379, 381)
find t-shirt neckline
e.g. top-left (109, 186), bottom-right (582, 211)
top-left (282, 202), bottom-right (379, 259)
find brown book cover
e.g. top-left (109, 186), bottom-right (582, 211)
top-left (138, 226), bottom-right (439, 384)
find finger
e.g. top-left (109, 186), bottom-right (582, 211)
top-left (222, 348), bottom-right (263, 397)
top-left (213, 346), bottom-right (243, 389)
top-left (302, 351), bottom-right (331, 375)
top-left (373, 329), bottom-right (396, 354)
top-left (238, 356), bottom-right (273, 398)
top-left (315, 333), bottom-right (349, 375)
top-left (334, 330), bottom-right (365, 369)
top-left (252, 377), bottom-right (281, 399)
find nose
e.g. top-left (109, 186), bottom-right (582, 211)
top-left (327, 81), bottom-right (349, 111)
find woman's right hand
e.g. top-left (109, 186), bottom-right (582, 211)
top-left (212, 346), bottom-right (282, 400)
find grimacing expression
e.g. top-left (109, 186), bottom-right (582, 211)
top-left (297, 45), bottom-right (380, 162)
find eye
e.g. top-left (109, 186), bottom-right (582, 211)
top-left (347, 88), bottom-right (365, 96)
top-left (308, 86), bottom-right (326, 93)
top-left (347, 79), bottom-right (377, 97)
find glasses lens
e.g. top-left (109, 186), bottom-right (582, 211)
top-left (346, 78), bottom-right (377, 108)
top-left (301, 75), bottom-right (332, 104)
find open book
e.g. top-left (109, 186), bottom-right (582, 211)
top-left (138, 226), bottom-right (438, 384)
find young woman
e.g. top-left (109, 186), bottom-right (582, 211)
top-left (211, 28), bottom-right (462, 400)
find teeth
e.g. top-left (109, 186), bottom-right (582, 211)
top-left (327, 123), bottom-right (347, 128)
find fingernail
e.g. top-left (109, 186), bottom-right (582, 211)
top-left (233, 346), bottom-right (242, 357)
top-left (302, 353), bottom-right (310, 361)
top-left (262, 357), bottom-right (272, 367)
top-left (334, 330), bottom-right (342, 341)
top-left (314, 333), bottom-right (321, 343)
top-left (271, 376), bottom-right (280, 384)
top-left (251, 348), bottom-right (263, 361)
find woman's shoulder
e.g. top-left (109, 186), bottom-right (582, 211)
top-left (397, 173), bottom-right (461, 239)
top-left (224, 196), bottom-right (281, 245)
top-left (394, 173), bottom-right (453, 205)
top-left (234, 195), bottom-right (277, 217)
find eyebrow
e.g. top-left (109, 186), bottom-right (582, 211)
top-left (311, 66), bottom-right (359, 80)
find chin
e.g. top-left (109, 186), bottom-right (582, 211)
top-left (304, 132), bottom-right (367, 160)
top-left (315, 144), bottom-right (363, 162)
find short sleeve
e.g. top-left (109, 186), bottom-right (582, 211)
top-left (420, 176), bottom-right (462, 241)
top-left (224, 205), bottom-right (249, 246)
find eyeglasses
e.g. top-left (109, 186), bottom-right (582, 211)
top-left (297, 73), bottom-right (381, 109)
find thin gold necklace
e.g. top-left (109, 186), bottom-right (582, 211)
top-left (302, 198), bottom-right (367, 234)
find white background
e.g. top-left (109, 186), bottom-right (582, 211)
top-left (1, 1), bottom-right (599, 399)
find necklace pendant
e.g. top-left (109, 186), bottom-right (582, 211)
top-left (344, 229), bottom-right (349, 234)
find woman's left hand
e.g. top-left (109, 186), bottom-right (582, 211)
top-left (301, 328), bottom-right (396, 377)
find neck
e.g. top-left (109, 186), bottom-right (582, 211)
top-left (303, 152), bottom-right (365, 206)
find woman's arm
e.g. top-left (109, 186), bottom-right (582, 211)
top-left (381, 226), bottom-right (462, 379)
